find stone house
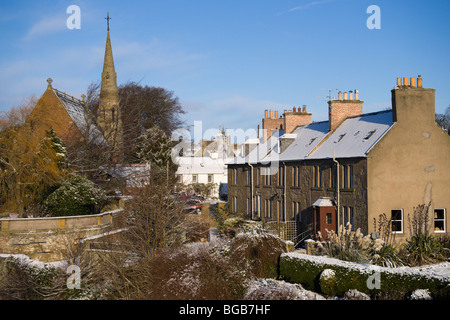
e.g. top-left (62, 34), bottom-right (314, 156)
top-left (227, 76), bottom-right (449, 244)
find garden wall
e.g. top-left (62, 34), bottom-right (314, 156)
top-left (279, 252), bottom-right (450, 299)
top-left (0, 209), bottom-right (126, 262)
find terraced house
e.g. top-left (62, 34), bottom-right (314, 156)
top-left (227, 76), bottom-right (449, 244)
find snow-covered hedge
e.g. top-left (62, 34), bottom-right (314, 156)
top-left (279, 252), bottom-right (450, 299)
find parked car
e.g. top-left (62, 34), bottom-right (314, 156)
top-left (183, 199), bottom-right (202, 214)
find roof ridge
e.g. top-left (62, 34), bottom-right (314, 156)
top-left (52, 88), bottom-right (84, 105)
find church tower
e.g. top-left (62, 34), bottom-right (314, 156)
top-left (97, 12), bottom-right (123, 162)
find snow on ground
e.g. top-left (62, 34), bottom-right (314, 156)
top-left (243, 278), bottom-right (326, 300)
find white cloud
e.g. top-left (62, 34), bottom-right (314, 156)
top-left (114, 38), bottom-right (208, 76)
top-left (23, 15), bottom-right (67, 40)
top-left (277, 0), bottom-right (334, 16)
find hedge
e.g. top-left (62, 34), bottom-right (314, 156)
top-left (279, 252), bottom-right (450, 299)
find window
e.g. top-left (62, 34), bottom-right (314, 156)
top-left (264, 167), bottom-right (271, 186)
top-left (257, 168), bottom-right (261, 186)
top-left (232, 196), bottom-right (238, 213)
top-left (331, 166), bottom-right (336, 189)
top-left (293, 166), bottom-right (301, 187)
top-left (326, 213), bottom-right (333, 225)
top-left (265, 199), bottom-right (272, 219)
top-left (192, 174), bottom-right (198, 183)
top-left (176, 175), bottom-right (183, 183)
top-left (231, 168), bottom-right (238, 185)
top-left (246, 169), bottom-right (251, 185)
top-left (434, 209), bottom-right (446, 233)
top-left (313, 166), bottom-right (323, 188)
top-left (391, 209), bottom-right (403, 233)
top-left (278, 166), bottom-right (285, 186)
top-left (277, 200), bottom-right (285, 221)
top-left (255, 195), bottom-right (261, 218)
top-left (343, 206), bottom-right (354, 229)
top-left (208, 174), bottom-right (214, 184)
top-left (293, 202), bottom-right (301, 222)
top-left (343, 165), bottom-right (354, 189)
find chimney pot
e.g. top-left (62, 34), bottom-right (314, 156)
top-left (403, 77), bottom-right (409, 86)
top-left (355, 89), bottom-right (359, 100)
top-left (417, 75), bottom-right (423, 88)
top-left (302, 105), bottom-right (306, 113)
top-left (349, 91), bottom-right (353, 100)
top-left (265, 110), bottom-right (268, 118)
top-left (343, 92), bottom-right (348, 100)
top-left (293, 107), bottom-right (296, 112)
top-left (397, 77), bottom-right (402, 86)
top-left (410, 77), bottom-right (416, 87)
top-left (275, 110), bottom-right (279, 118)
top-left (270, 110), bottom-right (273, 119)
top-left (338, 91), bottom-right (342, 100)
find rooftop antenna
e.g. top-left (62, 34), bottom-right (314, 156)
top-left (317, 88), bottom-right (338, 102)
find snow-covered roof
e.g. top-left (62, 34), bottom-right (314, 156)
top-left (176, 156), bottom-right (230, 175)
top-left (227, 110), bottom-right (394, 166)
top-left (312, 197), bottom-right (335, 207)
top-left (279, 121), bottom-right (329, 162)
top-left (229, 130), bottom-right (281, 166)
top-left (307, 110), bottom-right (393, 159)
top-left (53, 88), bottom-right (105, 144)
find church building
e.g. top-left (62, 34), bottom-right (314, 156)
top-left (26, 13), bottom-right (122, 162)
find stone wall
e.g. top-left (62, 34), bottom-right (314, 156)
top-left (0, 209), bottom-right (126, 262)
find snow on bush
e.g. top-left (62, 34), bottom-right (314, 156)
top-left (44, 175), bottom-right (106, 216)
top-left (243, 278), bottom-right (325, 300)
top-left (229, 225), bottom-right (287, 278)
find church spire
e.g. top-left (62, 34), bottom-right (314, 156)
top-left (99, 12), bottom-right (119, 106)
top-left (98, 12), bottom-right (122, 163)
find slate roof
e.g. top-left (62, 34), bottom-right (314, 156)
top-left (227, 110), bottom-right (394, 166)
top-left (53, 88), bottom-right (105, 144)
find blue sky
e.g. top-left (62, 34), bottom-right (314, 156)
top-left (0, 0), bottom-right (449, 142)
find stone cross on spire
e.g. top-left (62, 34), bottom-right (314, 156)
top-left (105, 12), bottom-right (111, 31)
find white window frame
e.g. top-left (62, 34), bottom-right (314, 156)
top-left (391, 209), bottom-right (404, 234)
top-left (434, 208), bottom-right (446, 233)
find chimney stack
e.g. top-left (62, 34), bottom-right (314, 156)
top-left (328, 90), bottom-right (363, 131)
top-left (391, 75), bottom-right (434, 124)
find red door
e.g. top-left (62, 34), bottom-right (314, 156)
top-left (313, 206), bottom-right (336, 240)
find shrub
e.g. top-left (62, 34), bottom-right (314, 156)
top-left (403, 234), bottom-right (446, 266)
top-left (124, 241), bottom-right (249, 300)
top-left (229, 225), bottom-right (286, 278)
top-left (44, 175), bottom-right (106, 217)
